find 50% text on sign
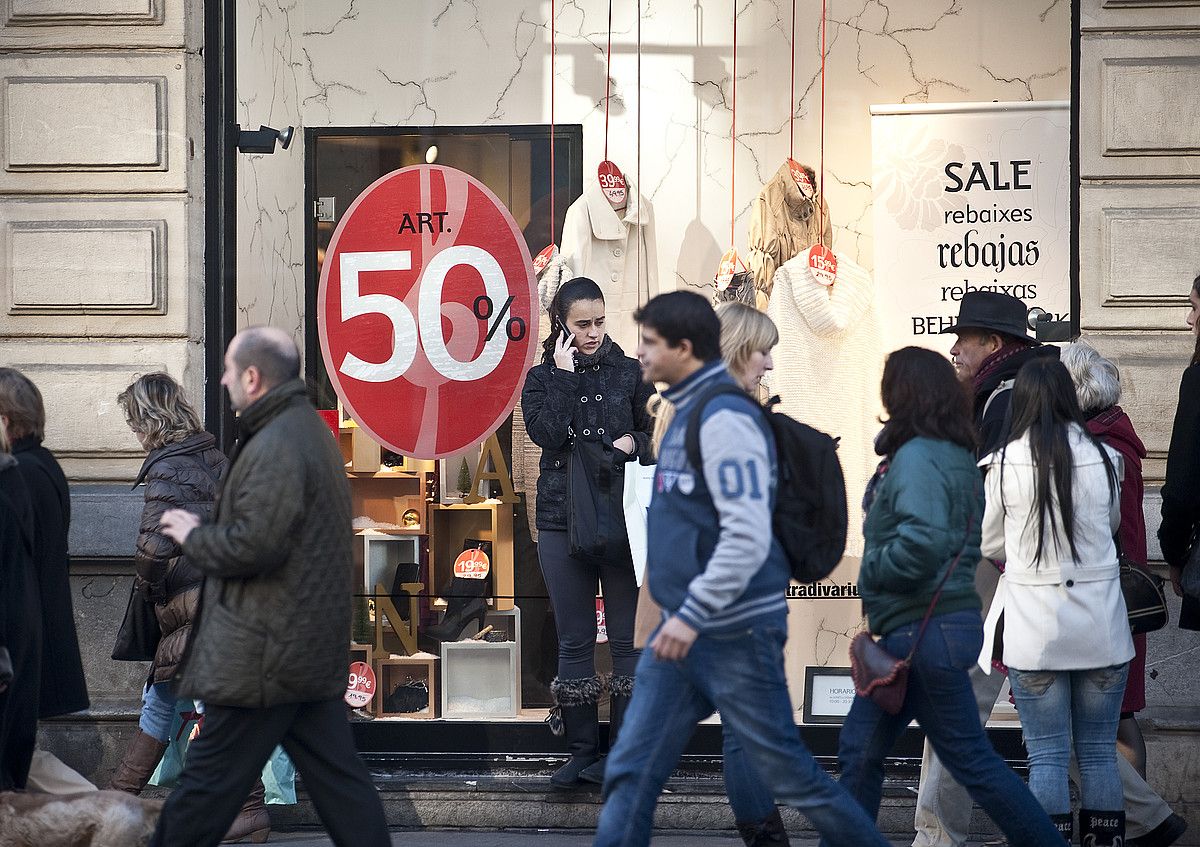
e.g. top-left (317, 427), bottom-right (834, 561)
top-left (317, 165), bottom-right (540, 459)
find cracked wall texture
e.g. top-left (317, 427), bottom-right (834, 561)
top-left (236, 0), bottom-right (1070, 349)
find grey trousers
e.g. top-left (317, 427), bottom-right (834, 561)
top-left (912, 563), bottom-right (1173, 845)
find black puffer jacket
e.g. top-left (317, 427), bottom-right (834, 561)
top-left (521, 339), bottom-right (655, 531)
top-left (131, 432), bottom-right (227, 683)
top-left (973, 344), bottom-right (1059, 458)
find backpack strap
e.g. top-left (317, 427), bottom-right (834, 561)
top-left (981, 378), bottom-right (1014, 422)
top-left (684, 383), bottom-right (761, 474)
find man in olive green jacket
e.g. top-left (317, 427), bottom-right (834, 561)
top-left (150, 326), bottom-right (388, 847)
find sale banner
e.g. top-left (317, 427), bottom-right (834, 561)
top-left (870, 101), bottom-right (1070, 353)
top-left (317, 166), bottom-right (539, 459)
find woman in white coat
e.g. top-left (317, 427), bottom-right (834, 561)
top-left (978, 357), bottom-right (1133, 847)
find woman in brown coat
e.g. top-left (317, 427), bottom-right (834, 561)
top-left (108, 373), bottom-right (270, 842)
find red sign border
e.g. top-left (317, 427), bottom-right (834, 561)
top-left (316, 165), bottom-right (539, 460)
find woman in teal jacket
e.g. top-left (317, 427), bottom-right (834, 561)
top-left (830, 347), bottom-right (1063, 847)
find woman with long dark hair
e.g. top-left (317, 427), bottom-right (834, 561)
top-left (980, 357), bottom-right (1133, 846)
top-left (1158, 272), bottom-right (1200, 632)
top-left (521, 277), bottom-right (655, 788)
top-left (836, 347), bottom-right (1063, 847)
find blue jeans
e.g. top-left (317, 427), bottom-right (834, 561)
top-left (721, 721), bottom-right (776, 825)
top-left (594, 620), bottom-right (889, 847)
top-left (831, 610), bottom-right (1062, 847)
top-left (140, 682), bottom-right (179, 742)
top-left (1008, 664), bottom-right (1128, 814)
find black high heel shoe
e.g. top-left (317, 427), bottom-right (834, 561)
top-left (424, 596), bottom-right (487, 642)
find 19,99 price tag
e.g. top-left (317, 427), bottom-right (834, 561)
top-left (453, 547), bottom-right (491, 580)
top-left (317, 165), bottom-right (539, 459)
top-left (808, 243), bottom-right (838, 286)
top-left (598, 160), bottom-right (627, 208)
top-left (345, 661), bottom-right (376, 709)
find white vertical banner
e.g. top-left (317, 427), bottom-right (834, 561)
top-left (870, 101), bottom-right (1070, 354)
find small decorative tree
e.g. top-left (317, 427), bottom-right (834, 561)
top-left (457, 457), bottom-right (473, 498)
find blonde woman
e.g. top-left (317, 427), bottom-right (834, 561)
top-left (110, 374), bottom-right (270, 842)
top-left (635, 302), bottom-right (787, 847)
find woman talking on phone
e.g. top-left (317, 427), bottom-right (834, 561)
top-left (521, 276), bottom-right (655, 788)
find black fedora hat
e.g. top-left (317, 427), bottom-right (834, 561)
top-left (941, 291), bottom-right (1033, 341)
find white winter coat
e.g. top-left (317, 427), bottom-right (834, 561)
top-left (558, 177), bottom-right (658, 351)
top-left (978, 424), bottom-right (1135, 673)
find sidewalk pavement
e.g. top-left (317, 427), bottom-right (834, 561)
top-left (267, 831), bottom-right (988, 845)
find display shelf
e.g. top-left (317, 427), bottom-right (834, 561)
top-left (428, 502), bottom-right (514, 612)
top-left (359, 531), bottom-right (424, 597)
top-left (349, 642), bottom-right (374, 670)
top-left (440, 641), bottom-right (520, 719)
top-left (375, 655), bottom-right (439, 719)
top-left (481, 606), bottom-right (521, 643)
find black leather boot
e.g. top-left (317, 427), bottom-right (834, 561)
top-left (1080, 809), bottom-right (1126, 847)
top-left (424, 572), bottom-right (489, 642)
top-left (579, 674), bottom-right (634, 785)
top-left (736, 808), bottom-right (790, 846)
top-left (548, 676), bottom-right (603, 789)
top-left (1049, 812), bottom-right (1073, 844)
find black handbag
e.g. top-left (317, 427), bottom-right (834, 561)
top-left (112, 583), bottom-right (162, 662)
top-left (567, 433), bottom-right (628, 564)
top-left (1120, 557), bottom-right (1168, 635)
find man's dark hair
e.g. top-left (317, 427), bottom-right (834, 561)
top-left (233, 326), bottom-right (301, 388)
top-left (633, 291), bottom-right (721, 362)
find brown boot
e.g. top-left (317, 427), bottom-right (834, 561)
top-left (222, 779), bottom-right (270, 843)
top-left (109, 730), bottom-right (168, 795)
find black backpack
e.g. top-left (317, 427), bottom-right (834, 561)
top-left (685, 384), bottom-right (848, 584)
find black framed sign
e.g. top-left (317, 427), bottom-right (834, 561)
top-left (802, 666), bottom-right (856, 725)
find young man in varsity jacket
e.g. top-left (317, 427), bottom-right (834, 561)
top-left (592, 291), bottom-right (888, 847)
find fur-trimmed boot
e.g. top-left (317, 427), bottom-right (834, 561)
top-left (1080, 809), bottom-right (1125, 847)
top-left (109, 730), bottom-right (168, 795)
top-left (1049, 812), bottom-right (1073, 844)
top-left (579, 674), bottom-right (634, 785)
top-left (222, 778), bottom-right (270, 843)
top-left (548, 675), bottom-right (603, 789)
top-left (736, 808), bottom-right (791, 846)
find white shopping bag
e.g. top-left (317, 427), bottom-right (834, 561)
top-left (623, 462), bottom-right (657, 587)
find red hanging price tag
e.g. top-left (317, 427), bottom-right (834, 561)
top-left (714, 247), bottom-right (743, 292)
top-left (787, 158), bottom-right (815, 199)
top-left (595, 598), bottom-right (608, 644)
top-left (598, 160), bottom-right (627, 208)
top-left (453, 547), bottom-right (491, 580)
top-left (808, 243), bottom-right (838, 286)
top-left (345, 661), bottom-right (376, 709)
top-left (533, 243), bottom-right (557, 276)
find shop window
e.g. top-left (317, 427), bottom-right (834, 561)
top-left (305, 125), bottom-right (582, 720)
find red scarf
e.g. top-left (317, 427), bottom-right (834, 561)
top-left (972, 340), bottom-right (1036, 396)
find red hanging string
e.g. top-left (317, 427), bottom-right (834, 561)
top-left (818, 0), bottom-right (827, 247)
top-left (789, 0), bottom-right (796, 159)
top-left (730, 0), bottom-right (737, 247)
top-left (604, 0), bottom-right (613, 163)
top-left (637, 0), bottom-right (643, 302)
top-left (550, 0), bottom-right (556, 245)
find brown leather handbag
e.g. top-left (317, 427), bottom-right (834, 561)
top-left (849, 522), bottom-right (976, 716)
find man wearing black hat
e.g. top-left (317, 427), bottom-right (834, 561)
top-left (913, 290), bottom-right (1059, 847)
top-left (943, 290), bottom-right (1058, 459)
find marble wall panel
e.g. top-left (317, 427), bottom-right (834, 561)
top-left (1080, 33), bottom-right (1200, 179)
top-left (0, 338), bottom-right (200, 479)
top-left (0, 53), bottom-right (187, 193)
top-left (0, 196), bottom-right (190, 336)
top-left (0, 0), bottom-right (183, 48)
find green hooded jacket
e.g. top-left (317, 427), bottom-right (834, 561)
top-left (859, 437), bottom-right (983, 637)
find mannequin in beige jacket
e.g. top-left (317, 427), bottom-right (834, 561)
top-left (747, 161), bottom-right (833, 308)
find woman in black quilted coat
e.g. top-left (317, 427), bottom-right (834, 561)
top-left (110, 373), bottom-right (227, 794)
top-left (521, 277), bottom-right (655, 788)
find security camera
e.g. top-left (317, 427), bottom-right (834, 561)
top-left (236, 125), bottom-right (294, 154)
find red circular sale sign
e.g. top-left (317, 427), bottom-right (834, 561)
top-left (318, 165), bottom-right (539, 459)
top-left (345, 661), bottom-right (376, 709)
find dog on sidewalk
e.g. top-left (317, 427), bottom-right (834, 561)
top-left (0, 790), bottom-right (163, 847)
